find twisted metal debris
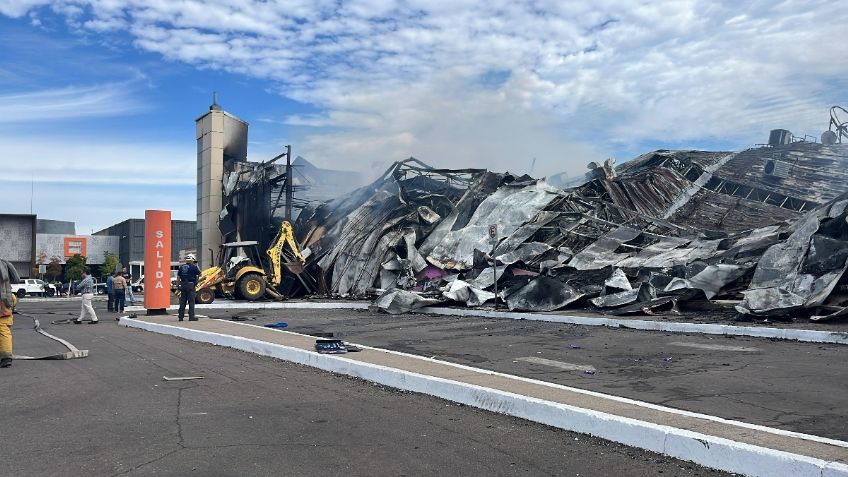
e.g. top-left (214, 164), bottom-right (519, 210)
top-left (293, 142), bottom-right (848, 322)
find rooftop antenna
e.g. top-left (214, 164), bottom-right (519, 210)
top-left (210, 91), bottom-right (222, 111)
top-left (30, 173), bottom-right (33, 214)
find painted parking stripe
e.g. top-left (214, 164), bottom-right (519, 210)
top-left (517, 357), bottom-right (597, 372)
top-left (668, 341), bottom-right (761, 352)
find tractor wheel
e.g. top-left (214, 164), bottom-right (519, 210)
top-left (196, 288), bottom-right (215, 304)
top-left (238, 273), bottom-right (266, 301)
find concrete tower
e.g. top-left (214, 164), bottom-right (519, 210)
top-left (195, 95), bottom-right (248, 268)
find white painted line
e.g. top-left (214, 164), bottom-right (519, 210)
top-left (122, 301), bottom-right (848, 345)
top-left (668, 341), bottom-right (761, 352)
top-left (517, 356), bottom-right (596, 372)
top-left (120, 317), bottom-right (848, 477)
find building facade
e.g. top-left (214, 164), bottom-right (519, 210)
top-left (0, 214), bottom-right (37, 278)
top-left (35, 234), bottom-right (119, 265)
top-left (94, 219), bottom-right (197, 265)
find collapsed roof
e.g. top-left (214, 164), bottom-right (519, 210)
top-left (292, 142), bottom-right (848, 321)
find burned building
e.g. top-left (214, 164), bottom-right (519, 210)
top-left (292, 126), bottom-right (848, 321)
top-left (196, 101), bottom-right (848, 322)
top-left (581, 141), bottom-right (848, 233)
top-left (195, 100), bottom-right (359, 270)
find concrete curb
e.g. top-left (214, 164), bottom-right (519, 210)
top-left (121, 317), bottom-right (848, 477)
top-left (124, 301), bottom-right (848, 345)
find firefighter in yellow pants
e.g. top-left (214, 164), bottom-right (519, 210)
top-left (0, 301), bottom-right (12, 368)
top-left (1, 258), bottom-right (19, 368)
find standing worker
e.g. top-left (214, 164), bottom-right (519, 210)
top-left (123, 268), bottom-right (136, 306)
top-left (106, 272), bottom-right (114, 312)
top-left (0, 258), bottom-right (20, 368)
top-left (112, 272), bottom-right (127, 314)
top-left (74, 268), bottom-right (98, 324)
top-left (177, 254), bottom-right (201, 322)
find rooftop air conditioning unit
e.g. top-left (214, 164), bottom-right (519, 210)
top-left (764, 159), bottom-right (791, 179)
top-left (768, 129), bottom-right (792, 146)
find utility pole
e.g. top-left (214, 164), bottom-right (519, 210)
top-left (284, 145), bottom-right (293, 221)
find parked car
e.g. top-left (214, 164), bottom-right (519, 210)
top-left (12, 279), bottom-right (57, 297)
top-left (135, 272), bottom-right (178, 292)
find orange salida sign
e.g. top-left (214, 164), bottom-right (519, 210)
top-left (143, 210), bottom-right (172, 314)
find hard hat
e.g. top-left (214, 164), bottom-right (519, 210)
top-left (186, 253), bottom-right (197, 262)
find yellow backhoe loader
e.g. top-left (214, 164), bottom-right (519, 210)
top-left (193, 221), bottom-right (306, 304)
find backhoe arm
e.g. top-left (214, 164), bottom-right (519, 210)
top-left (266, 221), bottom-right (305, 286)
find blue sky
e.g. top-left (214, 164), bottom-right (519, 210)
top-left (0, 1), bottom-right (845, 233)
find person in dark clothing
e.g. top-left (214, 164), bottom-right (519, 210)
top-left (177, 254), bottom-right (201, 321)
top-left (112, 272), bottom-right (127, 313)
top-left (106, 273), bottom-right (114, 312)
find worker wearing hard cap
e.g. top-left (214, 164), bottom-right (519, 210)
top-left (177, 254), bottom-right (201, 321)
top-left (0, 258), bottom-right (20, 368)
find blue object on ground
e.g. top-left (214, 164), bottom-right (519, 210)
top-left (264, 322), bottom-right (288, 329)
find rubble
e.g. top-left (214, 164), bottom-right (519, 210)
top-left (292, 142), bottom-right (848, 322)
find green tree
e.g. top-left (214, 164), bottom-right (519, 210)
top-left (47, 256), bottom-right (63, 282)
top-left (64, 254), bottom-right (87, 282)
top-left (101, 251), bottom-right (119, 280)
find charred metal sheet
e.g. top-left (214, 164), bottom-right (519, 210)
top-left (609, 296), bottom-right (681, 316)
top-left (590, 289), bottom-right (639, 308)
top-left (664, 263), bottom-right (750, 299)
top-left (738, 195), bottom-right (848, 315)
top-left (443, 280), bottom-right (495, 307)
top-left (567, 227), bottom-right (641, 270)
top-left (424, 180), bottom-right (562, 270)
top-left (372, 289), bottom-right (443, 314)
top-left (495, 242), bottom-right (551, 265)
top-left (604, 268), bottom-right (632, 292)
top-left (506, 276), bottom-right (584, 312)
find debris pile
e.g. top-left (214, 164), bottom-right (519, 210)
top-left (294, 142), bottom-right (848, 321)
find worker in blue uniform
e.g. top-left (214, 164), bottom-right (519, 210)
top-left (177, 254), bottom-right (201, 321)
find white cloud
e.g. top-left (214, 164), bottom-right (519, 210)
top-left (0, 133), bottom-right (196, 231)
top-left (3, 0), bottom-right (847, 177)
top-left (0, 178), bottom-right (195, 234)
top-left (0, 83), bottom-right (148, 122)
top-left (0, 134), bottom-right (194, 185)
top-left (0, 0), bottom-right (50, 17)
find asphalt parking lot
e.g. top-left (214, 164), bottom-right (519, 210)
top-left (2, 299), bottom-right (730, 476)
top-left (193, 306), bottom-right (848, 441)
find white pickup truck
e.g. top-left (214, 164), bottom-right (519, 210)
top-left (13, 279), bottom-right (57, 297)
